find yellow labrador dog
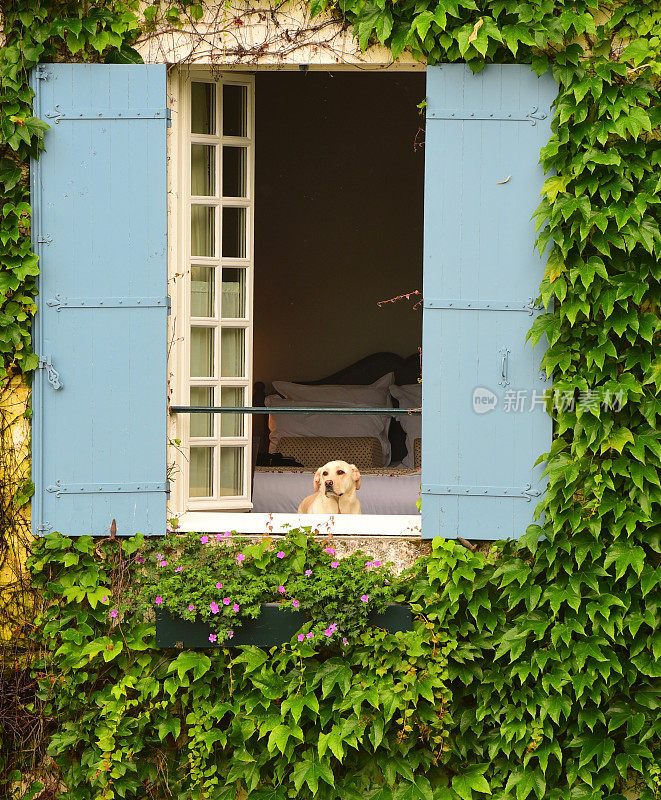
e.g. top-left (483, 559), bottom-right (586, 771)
top-left (297, 460), bottom-right (362, 514)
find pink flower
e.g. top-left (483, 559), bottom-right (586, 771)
top-left (331, 561), bottom-right (339, 568)
top-left (200, 535), bottom-right (209, 544)
top-left (210, 602), bottom-right (219, 614)
top-left (136, 557), bottom-right (144, 564)
top-left (216, 582), bottom-right (223, 589)
top-left (292, 599), bottom-right (300, 608)
top-left (324, 629), bottom-right (332, 637)
top-left (365, 561), bottom-right (373, 568)
top-left (277, 551), bottom-right (285, 559)
top-left (236, 553), bottom-right (246, 563)
top-left (209, 633), bottom-right (217, 643)
top-left (159, 560), bottom-right (168, 567)
top-left (155, 597), bottom-right (163, 605)
top-left (227, 630), bottom-right (234, 639)
top-left (223, 597), bottom-right (230, 605)
top-left (342, 637), bottom-right (349, 646)
top-left (216, 533), bottom-right (224, 541)
top-left (278, 585), bottom-right (285, 594)
top-left (175, 565), bottom-right (183, 572)
top-left (188, 604), bottom-right (195, 611)
top-left (297, 634), bottom-right (305, 642)
top-left (385, 579), bottom-right (390, 585)
top-left (325, 547), bottom-right (335, 554)
top-left (305, 569), bottom-right (312, 577)
top-left (374, 560), bottom-right (382, 567)
top-left (232, 603), bottom-right (240, 612)
top-left (361, 594), bottom-right (369, 603)
top-left (306, 632), bottom-right (314, 639)
top-left (102, 595), bottom-right (108, 602)
top-left (110, 609), bottom-right (118, 618)
top-left (224, 531), bottom-right (231, 538)
top-left (156, 553), bottom-right (163, 559)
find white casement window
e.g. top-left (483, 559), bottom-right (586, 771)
top-left (172, 72), bottom-right (255, 512)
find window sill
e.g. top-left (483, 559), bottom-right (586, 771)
top-left (175, 512), bottom-right (421, 537)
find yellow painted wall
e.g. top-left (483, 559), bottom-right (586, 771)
top-left (0, 377), bottom-right (33, 642)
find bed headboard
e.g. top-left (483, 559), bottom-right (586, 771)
top-left (253, 351), bottom-right (421, 461)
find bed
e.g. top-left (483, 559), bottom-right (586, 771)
top-left (251, 352), bottom-right (421, 516)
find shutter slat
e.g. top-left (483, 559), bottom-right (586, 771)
top-left (421, 65), bottom-right (557, 540)
top-left (31, 64), bottom-right (168, 536)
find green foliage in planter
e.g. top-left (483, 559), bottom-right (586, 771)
top-left (147, 529), bottom-right (396, 643)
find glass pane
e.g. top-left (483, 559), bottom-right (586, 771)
top-left (190, 446), bottom-right (214, 497)
top-left (191, 145), bottom-right (215, 196)
top-left (191, 266), bottom-right (214, 317)
top-left (190, 327), bottom-right (214, 377)
top-left (191, 83), bottom-right (215, 135)
top-left (223, 84), bottom-right (247, 137)
top-left (220, 387), bottom-right (244, 437)
top-left (191, 205), bottom-right (215, 257)
top-left (220, 447), bottom-right (243, 496)
top-left (221, 328), bottom-right (245, 377)
top-left (190, 387), bottom-right (214, 437)
top-left (221, 268), bottom-right (245, 318)
top-left (223, 147), bottom-right (247, 197)
top-left (222, 207), bottom-right (246, 258)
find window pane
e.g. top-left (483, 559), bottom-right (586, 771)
top-left (190, 387), bottom-right (214, 437)
top-left (220, 387), bottom-right (244, 437)
top-left (220, 447), bottom-right (243, 496)
top-left (191, 83), bottom-right (215, 134)
top-left (191, 266), bottom-right (214, 317)
top-left (191, 205), bottom-right (215, 257)
top-left (222, 207), bottom-right (246, 258)
top-left (222, 147), bottom-right (247, 197)
top-left (190, 446), bottom-right (214, 497)
top-left (221, 328), bottom-right (245, 377)
top-left (223, 84), bottom-right (247, 137)
top-left (191, 145), bottom-right (215, 196)
top-left (190, 327), bottom-right (214, 377)
top-left (221, 268), bottom-right (245, 318)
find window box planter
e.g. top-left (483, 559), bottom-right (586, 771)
top-left (155, 602), bottom-right (413, 649)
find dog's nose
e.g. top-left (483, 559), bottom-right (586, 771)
top-left (325, 480), bottom-right (333, 488)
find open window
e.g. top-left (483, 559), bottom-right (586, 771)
top-left (170, 69), bottom-right (425, 535)
top-left (30, 62), bottom-right (555, 540)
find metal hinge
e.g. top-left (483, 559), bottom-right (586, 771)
top-left (37, 234), bottom-right (52, 245)
top-left (36, 65), bottom-right (51, 80)
top-left (167, 296), bottom-right (172, 315)
top-left (424, 298), bottom-right (544, 315)
top-left (428, 106), bottom-right (548, 125)
top-left (46, 481), bottom-right (170, 498)
top-left (422, 483), bottom-right (541, 502)
top-left (46, 295), bottom-right (170, 311)
top-left (45, 105), bottom-right (170, 123)
top-left (37, 355), bottom-right (63, 390)
top-left (36, 522), bottom-right (53, 534)
top-left (166, 108), bottom-right (172, 128)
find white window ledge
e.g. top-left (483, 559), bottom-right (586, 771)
top-left (176, 512), bottom-right (422, 537)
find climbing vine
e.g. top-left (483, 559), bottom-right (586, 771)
top-left (0, 0), bottom-right (659, 799)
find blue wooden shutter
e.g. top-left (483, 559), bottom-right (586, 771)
top-left (30, 64), bottom-right (168, 537)
top-left (421, 65), bottom-right (557, 540)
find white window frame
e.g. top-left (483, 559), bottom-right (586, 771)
top-left (169, 68), bottom-right (255, 514)
top-left (168, 67), bottom-right (422, 537)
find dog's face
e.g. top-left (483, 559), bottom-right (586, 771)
top-left (313, 460), bottom-right (361, 496)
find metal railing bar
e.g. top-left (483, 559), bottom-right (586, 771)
top-left (170, 406), bottom-right (421, 415)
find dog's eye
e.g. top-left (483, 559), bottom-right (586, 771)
top-left (337, 470), bottom-right (345, 475)
top-left (322, 471), bottom-right (328, 476)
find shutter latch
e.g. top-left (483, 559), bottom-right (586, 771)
top-left (38, 355), bottom-right (63, 390)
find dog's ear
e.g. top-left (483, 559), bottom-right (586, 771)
top-left (313, 467), bottom-right (323, 492)
top-left (350, 464), bottom-right (361, 490)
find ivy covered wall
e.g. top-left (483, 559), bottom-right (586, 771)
top-left (0, 0), bottom-right (659, 799)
